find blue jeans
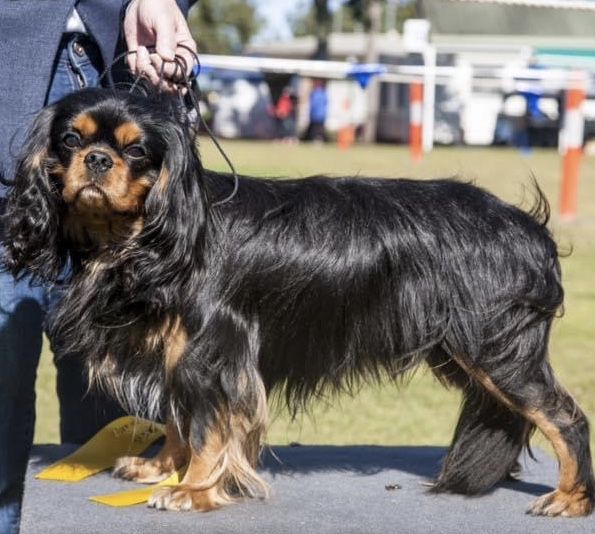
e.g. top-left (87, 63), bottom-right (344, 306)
top-left (0, 34), bottom-right (123, 534)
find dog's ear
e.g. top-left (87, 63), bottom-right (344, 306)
top-left (123, 119), bottom-right (207, 311)
top-left (1, 105), bottom-right (66, 282)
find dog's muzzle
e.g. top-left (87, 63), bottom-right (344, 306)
top-left (84, 151), bottom-right (113, 176)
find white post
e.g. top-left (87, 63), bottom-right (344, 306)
top-left (422, 45), bottom-right (436, 152)
top-left (386, 0), bottom-right (398, 32)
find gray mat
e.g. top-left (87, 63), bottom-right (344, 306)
top-left (22, 444), bottom-right (594, 534)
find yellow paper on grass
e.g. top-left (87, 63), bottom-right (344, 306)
top-left (36, 416), bottom-right (165, 482)
top-left (89, 470), bottom-right (182, 507)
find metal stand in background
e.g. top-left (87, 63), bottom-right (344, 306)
top-left (422, 45), bottom-right (436, 154)
top-left (403, 19), bottom-right (434, 161)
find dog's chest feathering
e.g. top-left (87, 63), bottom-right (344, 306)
top-left (62, 209), bottom-right (144, 248)
top-left (86, 310), bottom-right (188, 421)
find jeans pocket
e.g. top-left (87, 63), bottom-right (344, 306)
top-left (46, 61), bottom-right (78, 105)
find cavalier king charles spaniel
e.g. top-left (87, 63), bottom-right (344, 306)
top-left (1, 88), bottom-right (593, 516)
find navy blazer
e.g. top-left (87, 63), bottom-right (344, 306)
top-left (0, 0), bottom-right (194, 192)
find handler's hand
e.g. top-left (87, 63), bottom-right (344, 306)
top-left (124, 0), bottom-right (197, 90)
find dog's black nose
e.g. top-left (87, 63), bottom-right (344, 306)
top-left (84, 151), bottom-right (113, 174)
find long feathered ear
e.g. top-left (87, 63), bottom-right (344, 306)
top-left (120, 120), bottom-right (207, 312)
top-left (1, 105), bottom-right (66, 282)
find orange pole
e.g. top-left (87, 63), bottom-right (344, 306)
top-left (337, 97), bottom-right (355, 150)
top-left (560, 81), bottom-right (586, 221)
top-left (337, 126), bottom-right (355, 150)
top-left (409, 82), bottom-right (423, 162)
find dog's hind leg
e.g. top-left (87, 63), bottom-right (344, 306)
top-left (429, 350), bottom-right (531, 494)
top-left (432, 385), bottom-right (531, 494)
top-left (440, 348), bottom-right (595, 517)
top-left (525, 395), bottom-right (594, 517)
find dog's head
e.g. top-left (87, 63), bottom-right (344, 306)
top-left (2, 88), bottom-right (206, 283)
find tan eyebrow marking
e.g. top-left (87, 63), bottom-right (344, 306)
top-left (72, 113), bottom-right (98, 138)
top-left (114, 122), bottom-right (143, 147)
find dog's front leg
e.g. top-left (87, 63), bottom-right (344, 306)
top-left (147, 401), bottom-right (269, 512)
top-left (113, 419), bottom-right (189, 483)
top-left (148, 423), bottom-right (228, 511)
top-left (147, 308), bottom-right (270, 512)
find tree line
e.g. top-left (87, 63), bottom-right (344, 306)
top-left (188, 0), bottom-right (419, 56)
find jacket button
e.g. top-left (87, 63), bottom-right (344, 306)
top-left (73, 42), bottom-right (85, 57)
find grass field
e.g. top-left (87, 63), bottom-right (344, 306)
top-left (34, 142), bottom-right (595, 454)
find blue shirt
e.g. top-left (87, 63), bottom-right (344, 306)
top-left (310, 87), bottom-right (328, 123)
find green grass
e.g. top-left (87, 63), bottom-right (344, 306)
top-left (35, 142), bottom-right (595, 453)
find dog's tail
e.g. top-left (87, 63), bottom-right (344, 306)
top-left (432, 385), bottom-right (534, 494)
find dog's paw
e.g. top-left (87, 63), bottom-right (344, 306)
top-left (112, 456), bottom-right (175, 484)
top-left (527, 488), bottom-right (594, 517)
top-left (148, 486), bottom-right (222, 512)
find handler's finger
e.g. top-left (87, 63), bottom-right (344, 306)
top-left (137, 46), bottom-right (160, 85)
top-left (127, 52), bottom-right (138, 76)
top-left (150, 53), bottom-right (182, 82)
top-left (154, 18), bottom-right (177, 62)
top-left (147, 54), bottom-right (183, 92)
top-left (175, 39), bottom-right (198, 77)
top-left (123, 7), bottom-right (139, 73)
top-left (163, 80), bottom-right (180, 93)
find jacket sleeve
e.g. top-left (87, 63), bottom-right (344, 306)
top-left (177, 0), bottom-right (199, 14)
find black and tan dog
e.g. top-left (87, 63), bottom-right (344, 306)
top-left (2, 88), bottom-right (593, 516)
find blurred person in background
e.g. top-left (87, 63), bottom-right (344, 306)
top-left (274, 86), bottom-right (298, 144)
top-left (305, 79), bottom-right (328, 143)
top-left (0, 1), bottom-right (197, 532)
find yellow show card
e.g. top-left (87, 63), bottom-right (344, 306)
top-left (36, 416), bottom-right (164, 482)
top-left (89, 470), bottom-right (181, 507)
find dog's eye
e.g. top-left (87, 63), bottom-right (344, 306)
top-left (125, 145), bottom-right (147, 159)
top-left (62, 132), bottom-right (81, 149)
